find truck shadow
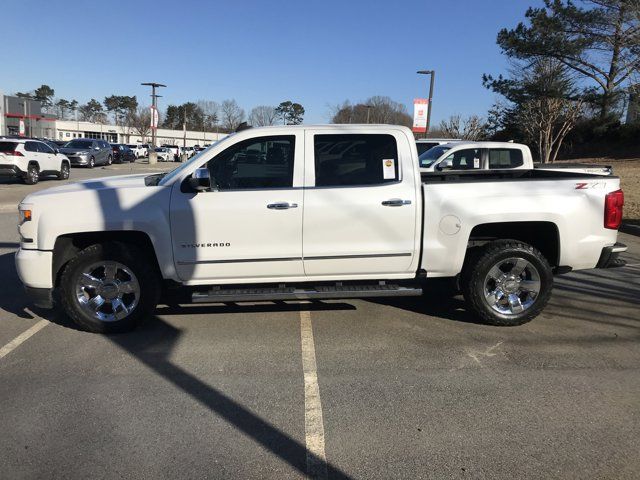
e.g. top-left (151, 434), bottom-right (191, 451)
top-left (104, 315), bottom-right (353, 480)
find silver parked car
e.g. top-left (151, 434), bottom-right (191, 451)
top-left (60, 139), bottom-right (113, 168)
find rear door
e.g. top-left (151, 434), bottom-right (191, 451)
top-left (302, 130), bottom-right (420, 277)
top-left (23, 141), bottom-right (42, 168)
top-left (36, 141), bottom-right (58, 171)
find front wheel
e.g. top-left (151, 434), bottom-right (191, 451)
top-left (57, 162), bottom-right (70, 180)
top-left (59, 242), bottom-right (160, 333)
top-left (88, 156), bottom-right (95, 168)
top-left (461, 240), bottom-right (553, 326)
top-left (24, 164), bottom-right (39, 185)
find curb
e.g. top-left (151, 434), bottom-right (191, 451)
top-left (620, 223), bottom-right (640, 237)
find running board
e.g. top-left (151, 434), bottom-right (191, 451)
top-left (191, 284), bottom-right (423, 303)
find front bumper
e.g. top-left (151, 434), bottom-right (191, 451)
top-left (67, 155), bottom-right (89, 165)
top-left (596, 243), bottom-right (627, 268)
top-left (15, 248), bottom-right (53, 289)
top-left (25, 286), bottom-right (54, 309)
top-left (16, 248), bottom-right (54, 308)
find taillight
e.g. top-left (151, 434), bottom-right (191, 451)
top-left (604, 189), bottom-right (624, 229)
top-left (5, 150), bottom-right (23, 156)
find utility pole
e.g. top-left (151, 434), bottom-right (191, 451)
top-left (365, 105), bottom-right (372, 124)
top-left (141, 82), bottom-right (166, 164)
top-left (417, 70), bottom-right (435, 138)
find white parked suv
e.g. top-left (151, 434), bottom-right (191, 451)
top-left (15, 125), bottom-right (626, 333)
top-left (0, 138), bottom-right (70, 184)
top-left (126, 144), bottom-right (146, 159)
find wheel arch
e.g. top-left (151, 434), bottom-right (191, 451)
top-left (52, 231), bottom-right (162, 288)
top-left (466, 221), bottom-right (560, 268)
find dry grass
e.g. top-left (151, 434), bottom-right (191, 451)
top-left (561, 158), bottom-right (640, 225)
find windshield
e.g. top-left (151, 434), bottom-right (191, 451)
top-left (65, 139), bottom-right (93, 149)
top-left (418, 145), bottom-right (451, 168)
top-left (158, 135), bottom-right (233, 186)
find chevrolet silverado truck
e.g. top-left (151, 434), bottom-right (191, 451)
top-left (15, 125), bottom-right (626, 333)
top-left (420, 141), bottom-right (612, 175)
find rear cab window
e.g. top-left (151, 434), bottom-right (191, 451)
top-left (488, 148), bottom-right (524, 169)
top-left (313, 134), bottom-right (399, 187)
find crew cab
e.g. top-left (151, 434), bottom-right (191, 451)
top-left (15, 125), bottom-right (626, 333)
top-left (420, 141), bottom-right (613, 175)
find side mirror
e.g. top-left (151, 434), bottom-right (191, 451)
top-left (188, 167), bottom-right (211, 192)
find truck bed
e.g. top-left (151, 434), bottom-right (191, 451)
top-left (421, 168), bottom-right (616, 183)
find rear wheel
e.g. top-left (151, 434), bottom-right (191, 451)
top-left (106, 155), bottom-right (113, 166)
top-left (461, 240), bottom-right (553, 326)
top-left (57, 162), bottom-right (70, 180)
top-left (24, 164), bottom-right (39, 185)
top-left (59, 242), bottom-right (160, 333)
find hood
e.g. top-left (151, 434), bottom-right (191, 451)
top-left (60, 147), bottom-right (91, 154)
top-left (21, 174), bottom-right (153, 203)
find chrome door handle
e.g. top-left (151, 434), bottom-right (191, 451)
top-left (267, 202), bottom-right (298, 210)
top-left (382, 199), bottom-right (412, 207)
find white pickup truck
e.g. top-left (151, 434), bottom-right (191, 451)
top-left (420, 141), bottom-right (613, 175)
top-left (15, 125), bottom-right (626, 333)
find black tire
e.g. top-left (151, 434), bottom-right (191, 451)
top-left (57, 162), bottom-right (70, 180)
top-left (88, 156), bottom-right (95, 168)
top-left (461, 240), bottom-right (553, 326)
top-left (59, 242), bottom-right (160, 333)
top-left (24, 164), bottom-right (39, 185)
top-left (107, 155), bottom-right (113, 166)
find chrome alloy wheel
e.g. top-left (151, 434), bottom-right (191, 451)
top-left (483, 257), bottom-right (541, 315)
top-left (75, 261), bottom-right (140, 322)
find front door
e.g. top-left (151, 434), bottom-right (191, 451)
top-left (302, 130), bottom-right (419, 277)
top-left (170, 133), bottom-right (305, 283)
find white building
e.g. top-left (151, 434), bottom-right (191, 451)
top-left (54, 119), bottom-right (227, 146)
top-left (1, 91), bottom-right (227, 146)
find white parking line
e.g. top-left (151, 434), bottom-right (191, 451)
top-left (300, 310), bottom-right (328, 480)
top-left (0, 319), bottom-right (49, 360)
top-left (0, 204), bottom-right (17, 212)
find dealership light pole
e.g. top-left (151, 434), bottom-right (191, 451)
top-left (141, 82), bottom-right (166, 163)
top-left (417, 70), bottom-right (435, 137)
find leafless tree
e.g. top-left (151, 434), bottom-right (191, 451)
top-left (439, 114), bottom-right (488, 140)
top-left (248, 105), bottom-right (278, 126)
top-left (127, 106), bottom-right (152, 143)
top-left (330, 96), bottom-right (412, 126)
top-left (196, 100), bottom-right (220, 128)
top-left (220, 99), bottom-right (245, 131)
top-left (521, 97), bottom-right (584, 163)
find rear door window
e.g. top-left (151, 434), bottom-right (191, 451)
top-left (37, 142), bottom-right (54, 154)
top-left (24, 141), bottom-right (39, 153)
top-left (488, 148), bottom-right (524, 169)
top-left (314, 134), bottom-right (399, 187)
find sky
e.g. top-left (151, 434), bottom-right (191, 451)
top-left (0, 0), bottom-right (542, 125)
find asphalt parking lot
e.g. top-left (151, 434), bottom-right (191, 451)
top-left (0, 164), bottom-right (638, 479)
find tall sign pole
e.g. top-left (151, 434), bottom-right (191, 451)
top-left (416, 70), bottom-right (435, 138)
top-left (141, 82), bottom-right (166, 164)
